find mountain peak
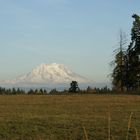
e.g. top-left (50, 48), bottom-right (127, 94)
top-left (1, 63), bottom-right (90, 86)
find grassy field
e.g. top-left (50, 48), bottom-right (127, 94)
top-left (0, 94), bottom-right (140, 140)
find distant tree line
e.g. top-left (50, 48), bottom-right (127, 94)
top-left (0, 87), bottom-right (48, 95)
top-left (112, 14), bottom-right (140, 91)
top-left (0, 81), bottom-right (112, 95)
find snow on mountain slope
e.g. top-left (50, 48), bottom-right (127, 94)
top-left (2, 63), bottom-right (90, 85)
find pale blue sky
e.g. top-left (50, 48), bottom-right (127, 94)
top-left (0, 0), bottom-right (140, 83)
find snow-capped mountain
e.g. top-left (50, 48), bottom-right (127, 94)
top-left (2, 63), bottom-right (90, 86)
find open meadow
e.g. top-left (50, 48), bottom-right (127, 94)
top-left (0, 94), bottom-right (140, 140)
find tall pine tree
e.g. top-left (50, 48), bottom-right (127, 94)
top-left (112, 31), bottom-right (127, 91)
top-left (126, 14), bottom-right (140, 90)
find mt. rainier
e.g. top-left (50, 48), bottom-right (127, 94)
top-left (2, 63), bottom-right (89, 86)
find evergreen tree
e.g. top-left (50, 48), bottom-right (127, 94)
top-left (112, 31), bottom-right (127, 91)
top-left (69, 81), bottom-right (80, 92)
top-left (126, 14), bottom-right (140, 90)
top-left (112, 14), bottom-right (140, 91)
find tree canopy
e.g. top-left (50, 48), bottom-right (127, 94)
top-left (112, 14), bottom-right (140, 91)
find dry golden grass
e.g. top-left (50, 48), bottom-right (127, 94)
top-left (0, 94), bottom-right (139, 139)
top-left (126, 112), bottom-right (133, 140)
